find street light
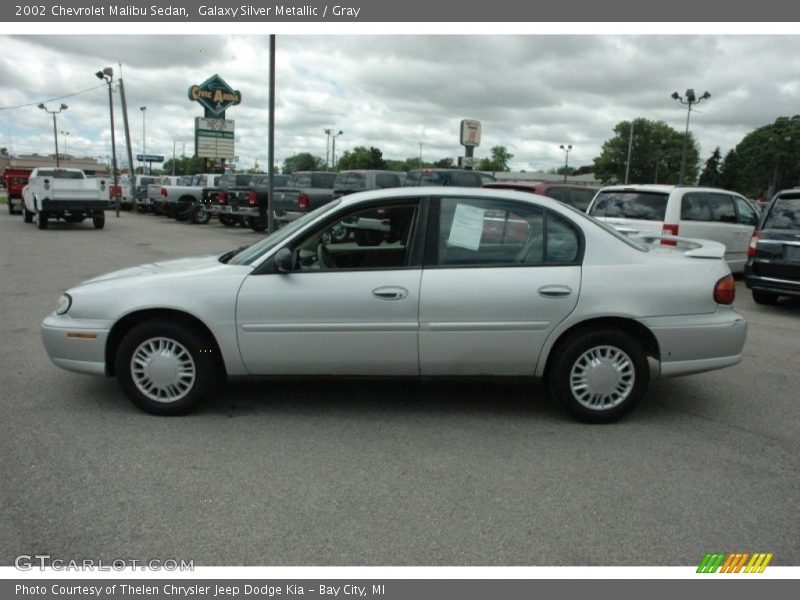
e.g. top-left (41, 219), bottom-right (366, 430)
top-left (671, 88), bottom-right (711, 184)
top-left (60, 130), bottom-right (70, 157)
top-left (96, 67), bottom-right (119, 216)
top-left (330, 130), bottom-right (344, 171)
top-left (140, 106), bottom-right (147, 174)
top-left (559, 144), bottom-right (572, 183)
top-left (37, 103), bottom-right (68, 167)
top-left (323, 128), bottom-right (332, 168)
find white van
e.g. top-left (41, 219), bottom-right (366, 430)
top-left (587, 185), bottom-right (759, 273)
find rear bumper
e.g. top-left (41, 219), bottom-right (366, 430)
top-left (640, 307), bottom-right (747, 378)
top-left (41, 314), bottom-right (111, 376)
top-left (744, 272), bottom-right (800, 297)
top-left (40, 199), bottom-right (107, 213)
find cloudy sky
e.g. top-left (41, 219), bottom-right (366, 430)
top-left (2, 34), bottom-right (800, 172)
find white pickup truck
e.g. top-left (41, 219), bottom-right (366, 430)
top-left (22, 168), bottom-right (109, 230)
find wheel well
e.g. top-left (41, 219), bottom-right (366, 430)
top-left (542, 317), bottom-right (660, 378)
top-left (105, 309), bottom-right (224, 377)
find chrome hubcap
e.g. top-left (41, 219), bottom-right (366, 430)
top-left (569, 345), bottom-right (635, 411)
top-left (131, 337), bottom-right (196, 403)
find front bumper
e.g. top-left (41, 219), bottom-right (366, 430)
top-left (41, 314), bottom-right (111, 376)
top-left (640, 307), bottom-right (747, 378)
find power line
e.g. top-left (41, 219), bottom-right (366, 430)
top-left (0, 83), bottom-right (106, 111)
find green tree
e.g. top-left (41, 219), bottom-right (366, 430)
top-left (0, 146), bottom-right (8, 157)
top-left (719, 149), bottom-right (740, 192)
top-left (698, 147), bottom-right (723, 187)
top-left (161, 155), bottom-right (207, 176)
top-left (432, 157), bottom-right (454, 168)
top-left (592, 118), bottom-right (694, 184)
top-left (335, 146), bottom-right (387, 170)
top-left (477, 145), bottom-right (513, 172)
top-left (282, 152), bottom-right (325, 174)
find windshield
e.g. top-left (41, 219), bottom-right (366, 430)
top-left (764, 195), bottom-right (800, 230)
top-left (589, 190), bottom-right (669, 221)
top-left (227, 200), bottom-right (342, 265)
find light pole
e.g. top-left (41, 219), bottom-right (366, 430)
top-left (323, 128), bottom-right (332, 168)
top-left (37, 103), bottom-right (68, 167)
top-left (671, 88), bottom-right (710, 184)
top-left (60, 130), bottom-right (70, 157)
top-left (96, 67), bottom-right (119, 216)
top-left (330, 130), bottom-right (343, 171)
top-left (559, 144), bottom-right (572, 183)
top-left (140, 106), bottom-right (146, 174)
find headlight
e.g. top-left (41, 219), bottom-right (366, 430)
top-left (55, 293), bottom-right (72, 315)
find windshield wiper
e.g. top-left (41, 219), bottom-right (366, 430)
top-left (219, 245), bottom-right (250, 264)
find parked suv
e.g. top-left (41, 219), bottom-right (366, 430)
top-left (333, 170), bottom-right (404, 199)
top-left (404, 168), bottom-right (484, 187)
top-left (745, 189), bottom-right (800, 303)
top-left (587, 185), bottom-right (759, 273)
top-left (483, 181), bottom-right (599, 212)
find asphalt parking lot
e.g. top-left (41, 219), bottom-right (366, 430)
top-left (1, 207), bottom-right (798, 566)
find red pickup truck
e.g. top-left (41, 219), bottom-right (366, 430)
top-left (3, 168), bottom-right (32, 214)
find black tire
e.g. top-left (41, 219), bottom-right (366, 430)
top-left (7, 201), bottom-right (13, 215)
top-left (23, 206), bottom-right (33, 223)
top-left (250, 215), bottom-right (267, 232)
top-left (93, 216), bottom-right (105, 229)
top-left (37, 212), bottom-right (48, 230)
top-left (189, 204), bottom-right (210, 224)
top-left (547, 328), bottom-right (649, 423)
top-left (752, 289), bottom-right (779, 305)
top-left (219, 215), bottom-right (236, 227)
top-left (115, 319), bottom-right (223, 416)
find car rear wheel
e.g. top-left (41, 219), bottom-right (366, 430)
top-left (189, 204), bottom-right (209, 224)
top-left (548, 328), bottom-right (648, 423)
top-left (23, 206), bottom-right (33, 223)
top-left (116, 320), bottom-right (222, 415)
top-left (93, 215), bottom-right (105, 229)
top-left (752, 289), bottom-right (779, 304)
top-left (219, 215), bottom-right (236, 227)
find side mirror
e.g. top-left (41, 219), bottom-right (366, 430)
top-left (274, 247), bottom-right (294, 273)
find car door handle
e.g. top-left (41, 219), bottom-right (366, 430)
top-left (538, 285), bottom-right (572, 298)
top-left (372, 286), bottom-right (409, 301)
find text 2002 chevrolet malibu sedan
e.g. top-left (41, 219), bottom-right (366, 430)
top-left (42, 188), bottom-right (747, 422)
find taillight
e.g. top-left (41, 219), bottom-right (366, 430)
top-left (714, 274), bottom-right (736, 305)
top-left (747, 231), bottom-right (760, 258)
top-left (298, 193), bottom-right (310, 209)
top-left (160, 188), bottom-right (167, 197)
top-left (219, 192), bottom-right (227, 204)
top-left (661, 223), bottom-right (679, 247)
top-left (248, 191), bottom-right (257, 206)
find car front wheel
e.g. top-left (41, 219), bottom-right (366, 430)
top-left (116, 320), bottom-right (222, 415)
top-left (752, 289), bottom-right (779, 304)
top-left (548, 328), bottom-right (648, 423)
top-left (23, 206), bottom-right (33, 223)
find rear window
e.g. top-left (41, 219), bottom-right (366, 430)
top-left (450, 171), bottom-right (482, 187)
top-left (334, 173), bottom-right (366, 190)
top-left (376, 173), bottom-right (401, 188)
top-left (763, 195), bottom-right (800, 230)
top-left (405, 171), bottom-right (444, 186)
top-left (589, 191), bottom-right (668, 221)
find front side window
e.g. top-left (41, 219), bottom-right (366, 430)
top-left (433, 197), bottom-right (580, 267)
top-left (734, 197), bottom-right (758, 226)
top-left (290, 202), bottom-right (419, 271)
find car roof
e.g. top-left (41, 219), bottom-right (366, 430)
top-left (484, 181), bottom-right (598, 191)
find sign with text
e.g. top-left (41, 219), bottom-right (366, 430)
top-left (188, 74), bottom-right (241, 118)
top-left (195, 118), bottom-right (235, 160)
top-left (460, 119), bottom-right (481, 147)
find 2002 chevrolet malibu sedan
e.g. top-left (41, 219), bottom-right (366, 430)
top-left (42, 188), bottom-right (747, 422)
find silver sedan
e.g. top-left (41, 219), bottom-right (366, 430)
top-left (42, 188), bottom-right (747, 422)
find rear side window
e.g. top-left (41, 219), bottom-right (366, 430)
top-left (763, 196), bottom-right (800, 230)
top-left (589, 191), bottom-right (668, 221)
top-left (708, 193), bottom-right (737, 223)
top-left (376, 174), bottom-right (401, 188)
top-left (433, 197), bottom-right (581, 267)
top-left (734, 197), bottom-right (758, 226)
top-left (681, 193), bottom-right (713, 221)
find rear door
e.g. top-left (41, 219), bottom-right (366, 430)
top-left (751, 193), bottom-right (800, 281)
top-left (418, 195), bottom-right (581, 375)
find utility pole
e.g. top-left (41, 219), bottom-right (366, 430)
top-left (117, 64), bottom-right (136, 203)
top-left (624, 120), bottom-right (634, 184)
top-left (267, 34), bottom-right (276, 234)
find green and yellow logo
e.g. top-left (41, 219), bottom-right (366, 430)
top-left (697, 552), bottom-right (773, 573)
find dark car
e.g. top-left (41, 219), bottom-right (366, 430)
top-left (333, 170), bottom-right (404, 199)
top-left (483, 181), bottom-right (600, 212)
top-left (745, 189), bottom-right (800, 304)
top-left (404, 168), bottom-right (484, 187)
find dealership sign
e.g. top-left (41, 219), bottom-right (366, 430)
top-left (188, 74), bottom-right (241, 118)
top-left (460, 119), bottom-right (481, 147)
top-left (195, 118), bottom-right (235, 160)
